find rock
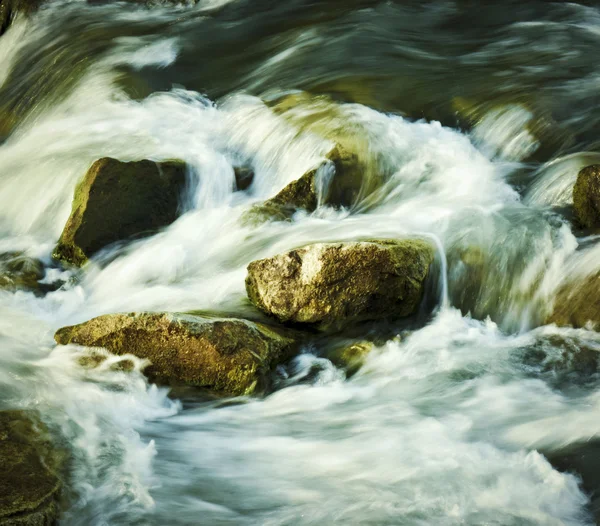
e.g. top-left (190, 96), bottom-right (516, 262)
top-left (54, 313), bottom-right (299, 395)
top-left (446, 245), bottom-right (487, 317)
top-left (243, 144), bottom-right (363, 223)
top-left (0, 253), bottom-right (44, 292)
top-left (450, 96), bottom-right (570, 162)
top-left (545, 441), bottom-right (600, 524)
top-left (547, 274), bottom-right (600, 329)
top-left (327, 341), bottom-right (374, 377)
top-left (573, 165), bottom-right (600, 228)
top-left (519, 333), bottom-right (600, 386)
top-left (0, 410), bottom-right (61, 526)
top-left (53, 158), bottom-right (186, 267)
top-left (234, 166), bottom-right (254, 192)
top-left (246, 239), bottom-right (435, 330)
top-left (0, 0), bottom-right (42, 37)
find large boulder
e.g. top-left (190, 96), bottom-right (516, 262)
top-left (0, 410), bottom-right (61, 526)
top-left (573, 165), bottom-right (600, 228)
top-left (54, 313), bottom-right (299, 395)
top-left (53, 158), bottom-right (186, 267)
top-left (243, 144), bottom-right (364, 224)
top-left (246, 239), bottom-right (435, 330)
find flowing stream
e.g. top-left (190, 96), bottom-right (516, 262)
top-left (2, 0), bottom-right (600, 524)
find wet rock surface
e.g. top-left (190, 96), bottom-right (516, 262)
top-left (246, 239), bottom-right (435, 330)
top-left (573, 165), bottom-right (600, 229)
top-left (547, 273), bottom-right (600, 330)
top-left (0, 253), bottom-right (44, 293)
top-left (233, 165), bottom-right (254, 192)
top-left (326, 341), bottom-right (375, 377)
top-left (0, 410), bottom-right (61, 526)
top-left (54, 312), bottom-right (299, 395)
top-left (0, 0), bottom-right (42, 37)
top-left (53, 158), bottom-right (186, 267)
top-left (243, 144), bottom-right (365, 223)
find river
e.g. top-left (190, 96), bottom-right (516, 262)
top-left (1, 0), bottom-right (600, 524)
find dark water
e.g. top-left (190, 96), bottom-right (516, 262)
top-left (2, 1), bottom-right (600, 524)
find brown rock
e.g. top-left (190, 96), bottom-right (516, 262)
top-left (53, 158), bottom-right (186, 267)
top-left (246, 239), bottom-right (435, 330)
top-left (0, 253), bottom-right (44, 292)
top-left (327, 341), bottom-right (375, 377)
top-left (547, 273), bottom-right (600, 329)
top-left (573, 165), bottom-right (600, 228)
top-left (55, 313), bottom-right (298, 395)
top-left (243, 144), bottom-right (364, 224)
top-left (0, 411), bottom-right (61, 526)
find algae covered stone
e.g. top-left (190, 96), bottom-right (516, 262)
top-left (243, 144), bottom-right (364, 224)
top-left (547, 273), bottom-right (600, 330)
top-left (0, 410), bottom-right (61, 526)
top-left (54, 312), bottom-right (298, 395)
top-left (573, 165), bottom-right (600, 228)
top-left (246, 239), bottom-right (435, 330)
top-left (53, 158), bottom-right (186, 266)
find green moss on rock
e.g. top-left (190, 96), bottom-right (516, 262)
top-left (573, 165), bottom-right (600, 229)
top-left (0, 410), bottom-right (61, 526)
top-left (53, 158), bottom-right (186, 267)
top-left (54, 313), bottom-right (299, 395)
top-left (246, 239), bottom-right (435, 330)
top-left (547, 273), bottom-right (600, 330)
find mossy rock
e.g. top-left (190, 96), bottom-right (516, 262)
top-left (0, 253), bottom-right (44, 292)
top-left (54, 313), bottom-right (299, 395)
top-left (53, 158), bottom-right (186, 267)
top-left (0, 410), bottom-right (61, 526)
top-left (573, 165), bottom-right (600, 229)
top-left (246, 239), bottom-right (435, 331)
top-left (547, 273), bottom-right (600, 330)
top-left (243, 144), bottom-right (363, 224)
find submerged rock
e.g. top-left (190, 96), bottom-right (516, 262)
top-left (0, 0), bottom-right (42, 37)
top-left (327, 341), bottom-right (375, 377)
top-left (545, 441), bottom-right (600, 524)
top-left (234, 166), bottom-right (254, 192)
top-left (0, 252), bottom-right (44, 292)
top-left (54, 313), bottom-right (299, 395)
top-left (246, 239), bottom-right (435, 330)
top-left (243, 144), bottom-right (364, 223)
top-left (573, 165), bottom-right (600, 228)
top-left (0, 410), bottom-right (61, 526)
top-left (53, 158), bottom-right (186, 267)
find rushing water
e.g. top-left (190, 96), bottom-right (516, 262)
top-left (2, 0), bottom-right (600, 524)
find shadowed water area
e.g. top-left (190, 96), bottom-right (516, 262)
top-left (2, 0), bottom-right (600, 524)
